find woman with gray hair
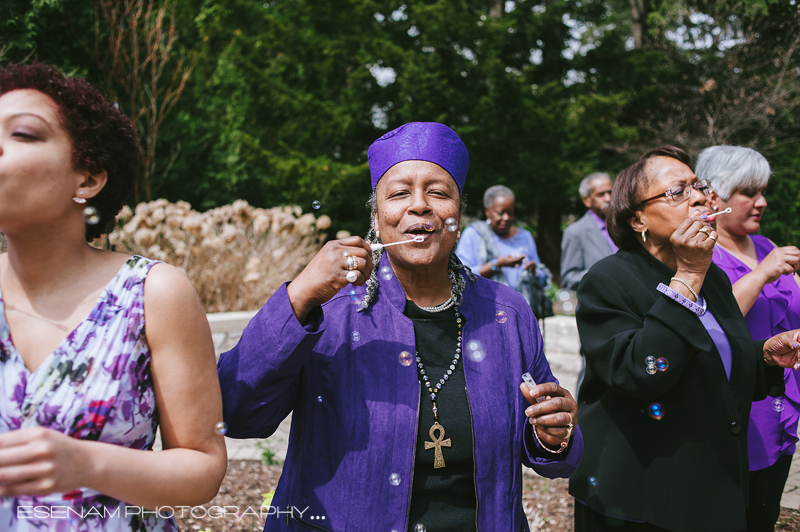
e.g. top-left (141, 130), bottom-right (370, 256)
top-left (456, 185), bottom-right (553, 318)
top-left (698, 145), bottom-right (800, 531)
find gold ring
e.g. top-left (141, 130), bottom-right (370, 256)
top-left (698, 226), bottom-right (712, 236)
top-left (709, 234), bottom-right (717, 242)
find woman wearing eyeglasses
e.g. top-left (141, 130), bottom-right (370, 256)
top-left (568, 146), bottom-right (800, 532)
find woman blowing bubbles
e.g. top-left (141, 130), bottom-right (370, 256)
top-left (218, 122), bottom-right (582, 532)
top-left (570, 146), bottom-right (800, 532)
top-left (0, 64), bottom-right (227, 531)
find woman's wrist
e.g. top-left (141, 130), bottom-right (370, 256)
top-left (671, 271), bottom-right (705, 301)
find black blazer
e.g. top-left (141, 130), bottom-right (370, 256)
top-left (568, 243), bottom-right (784, 532)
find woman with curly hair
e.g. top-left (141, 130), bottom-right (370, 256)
top-left (0, 63), bottom-right (226, 531)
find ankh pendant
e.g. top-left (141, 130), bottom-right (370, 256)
top-left (424, 421), bottom-right (451, 468)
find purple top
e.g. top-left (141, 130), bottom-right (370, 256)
top-left (588, 210), bottom-right (618, 253)
top-left (367, 122), bottom-right (469, 192)
top-left (217, 257), bottom-right (582, 531)
top-left (712, 234), bottom-right (800, 470)
top-left (697, 302), bottom-right (733, 380)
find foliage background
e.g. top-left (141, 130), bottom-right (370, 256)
top-left (2, 0), bottom-right (799, 275)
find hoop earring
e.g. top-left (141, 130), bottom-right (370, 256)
top-left (641, 229), bottom-right (647, 243)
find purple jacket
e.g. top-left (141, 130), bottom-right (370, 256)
top-left (217, 258), bottom-right (582, 531)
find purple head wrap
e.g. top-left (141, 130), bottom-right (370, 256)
top-left (367, 122), bottom-right (469, 192)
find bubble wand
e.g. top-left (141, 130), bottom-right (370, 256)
top-left (705, 207), bottom-right (732, 222)
top-left (370, 236), bottom-right (425, 251)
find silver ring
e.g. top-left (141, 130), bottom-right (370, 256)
top-left (346, 271), bottom-right (358, 283)
top-left (698, 226), bottom-right (712, 236)
top-left (347, 256), bottom-right (358, 271)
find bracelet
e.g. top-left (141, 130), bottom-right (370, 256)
top-left (657, 283), bottom-right (707, 316)
top-left (670, 277), bottom-right (698, 301)
top-left (491, 259), bottom-right (498, 272)
top-left (531, 422), bottom-right (569, 454)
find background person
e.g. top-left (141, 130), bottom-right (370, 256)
top-left (0, 63), bottom-right (227, 532)
top-left (698, 145), bottom-right (800, 532)
top-left (218, 122), bottom-right (581, 532)
top-left (456, 185), bottom-right (553, 318)
top-left (569, 145), bottom-right (800, 532)
top-left (560, 172), bottom-right (616, 291)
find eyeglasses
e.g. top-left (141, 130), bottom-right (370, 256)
top-left (640, 179), bottom-right (713, 205)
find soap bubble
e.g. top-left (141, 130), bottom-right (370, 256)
top-left (646, 365), bottom-right (657, 375)
top-left (645, 356), bottom-right (656, 365)
top-left (559, 290), bottom-right (571, 302)
top-left (312, 200), bottom-right (321, 210)
top-left (772, 398), bottom-right (785, 412)
top-left (399, 351), bottom-right (413, 366)
top-left (466, 340), bottom-right (484, 362)
top-left (656, 357), bottom-right (669, 371)
top-left (352, 331), bottom-right (361, 342)
top-left (381, 266), bottom-right (393, 281)
top-left (414, 525), bottom-right (426, 532)
top-left (445, 217), bottom-right (458, 232)
top-left (214, 421), bottom-right (228, 435)
top-left (389, 473), bottom-right (401, 486)
top-left (648, 402), bottom-right (664, 420)
top-left (562, 302), bottom-right (574, 312)
top-left (83, 206), bottom-right (100, 225)
top-left (588, 476), bottom-right (598, 487)
top-left (423, 222), bottom-right (434, 232)
top-left (495, 310), bottom-right (508, 324)
top-left (317, 396), bottom-right (323, 403)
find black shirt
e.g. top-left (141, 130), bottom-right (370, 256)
top-left (405, 300), bottom-right (477, 532)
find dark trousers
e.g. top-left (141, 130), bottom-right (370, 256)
top-left (574, 501), bottom-right (671, 532)
top-left (746, 453), bottom-right (793, 532)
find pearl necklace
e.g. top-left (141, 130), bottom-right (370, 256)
top-left (415, 304), bottom-right (462, 468)
top-left (418, 297), bottom-right (455, 313)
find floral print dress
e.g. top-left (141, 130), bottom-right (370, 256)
top-left (0, 256), bottom-right (178, 532)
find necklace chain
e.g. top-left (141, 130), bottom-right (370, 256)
top-left (415, 304), bottom-right (462, 417)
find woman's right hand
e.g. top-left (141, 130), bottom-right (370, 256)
top-left (670, 217), bottom-right (717, 294)
top-left (287, 236), bottom-right (374, 323)
top-left (753, 246), bottom-right (800, 285)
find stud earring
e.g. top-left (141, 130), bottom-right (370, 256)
top-left (73, 196), bottom-right (87, 204)
top-left (456, 230), bottom-right (461, 239)
top-left (641, 229), bottom-right (647, 243)
top-left (375, 230), bottom-right (380, 241)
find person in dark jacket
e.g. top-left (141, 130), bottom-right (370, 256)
top-left (569, 145), bottom-right (800, 532)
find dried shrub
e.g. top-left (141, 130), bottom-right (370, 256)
top-left (105, 199), bottom-right (328, 312)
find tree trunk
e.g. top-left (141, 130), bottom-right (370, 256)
top-left (630, 0), bottom-right (651, 48)
top-left (537, 205), bottom-right (562, 278)
top-left (489, 0), bottom-right (503, 18)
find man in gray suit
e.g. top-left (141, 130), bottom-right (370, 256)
top-left (560, 172), bottom-right (616, 290)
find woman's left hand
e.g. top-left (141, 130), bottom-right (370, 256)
top-left (764, 330), bottom-right (800, 370)
top-left (0, 427), bottom-right (89, 496)
top-left (521, 382), bottom-right (578, 450)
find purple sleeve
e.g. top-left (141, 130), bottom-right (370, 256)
top-left (517, 300), bottom-right (583, 475)
top-left (217, 283), bottom-right (325, 439)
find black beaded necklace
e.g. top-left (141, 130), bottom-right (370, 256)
top-left (414, 303), bottom-right (463, 469)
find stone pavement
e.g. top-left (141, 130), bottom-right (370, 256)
top-left (195, 314), bottom-right (800, 509)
